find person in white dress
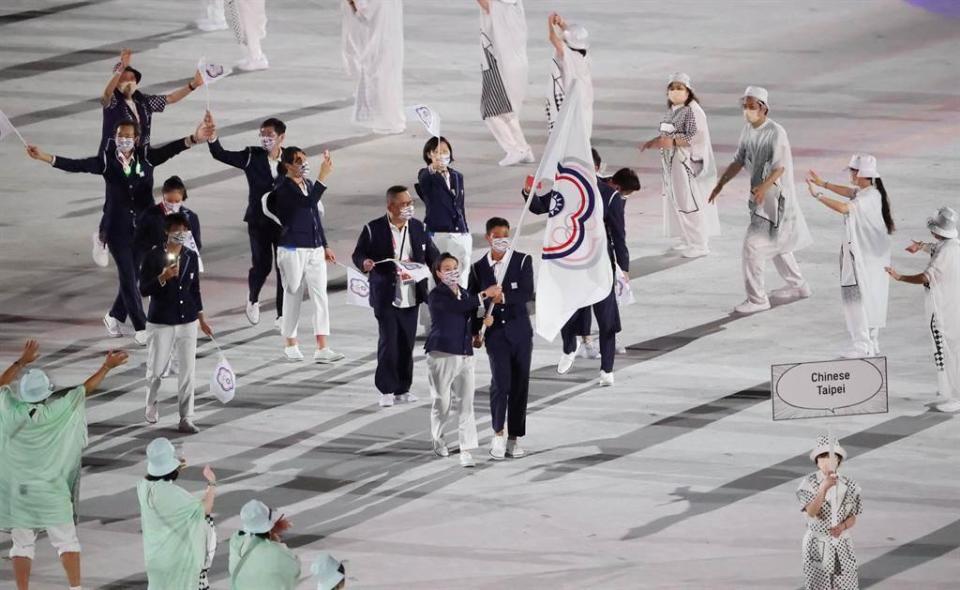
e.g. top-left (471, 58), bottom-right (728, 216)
top-left (807, 155), bottom-right (893, 357)
top-left (885, 206), bottom-right (960, 413)
top-left (545, 12), bottom-right (593, 139)
top-left (641, 72), bottom-right (720, 258)
top-left (477, 0), bottom-right (534, 167)
top-left (225, 0), bottom-right (269, 71)
top-left (196, 0), bottom-right (227, 31)
top-left (342, 0), bottom-right (405, 134)
top-left (709, 86), bottom-right (813, 314)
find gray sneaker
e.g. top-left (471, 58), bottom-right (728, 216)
top-left (178, 418), bottom-right (200, 434)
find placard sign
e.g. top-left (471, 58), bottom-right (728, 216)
top-left (771, 357), bottom-right (888, 421)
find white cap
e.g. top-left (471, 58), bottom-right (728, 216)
top-left (240, 499), bottom-right (281, 534)
top-left (856, 154), bottom-right (879, 178)
top-left (927, 206), bottom-right (959, 239)
top-left (742, 85), bottom-right (769, 105)
top-left (18, 369), bottom-right (54, 403)
top-left (145, 438), bottom-right (181, 477)
top-left (668, 72), bottom-right (693, 90)
top-left (847, 154), bottom-right (862, 170)
top-left (809, 434), bottom-right (847, 463)
top-left (312, 553), bottom-right (345, 590)
top-left (563, 24), bottom-right (589, 50)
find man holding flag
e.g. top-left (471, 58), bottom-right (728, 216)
top-left (352, 185), bottom-right (439, 408)
top-left (521, 82), bottom-right (617, 386)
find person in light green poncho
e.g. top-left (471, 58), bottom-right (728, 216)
top-left (137, 437), bottom-right (219, 590)
top-left (228, 499), bottom-right (301, 589)
top-left (0, 340), bottom-right (128, 590)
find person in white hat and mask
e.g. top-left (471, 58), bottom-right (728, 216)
top-left (0, 341), bottom-right (128, 590)
top-left (796, 435), bottom-right (862, 590)
top-left (709, 86), bottom-right (813, 314)
top-left (311, 552), bottom-right (347, 590)
top-left (807, 155), bottom-right (894, 358)
top-left (137, 438), bottom-right (218, 589)
top-left (478, 0), bottom-right (534, 167)
top-left (886, 206), bottom-right (960, 412)
top-left (641, 72), bottom-right (720, 258)
top-left (228, 499), bottom-right (299, 589)
top-left (545, 12), bottom-right (593, 139)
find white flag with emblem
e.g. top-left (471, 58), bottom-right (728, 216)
top-left (197, 58), bottom-right (231, 85)
top-left (346, 266), bottom-right (372, 308)
top-left (531, 82), bottom-right (612, 341)
top-left (406, 104), bottom-right (441, 138)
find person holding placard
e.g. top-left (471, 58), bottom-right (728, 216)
top-left (885, 206), bottom-right (960, 413)
top-left (807, 155), bottom-right (894, 358)
top-left (709, 86), bottom-right (813, 315)
top-left (796, 435), bottom-right (862, 590)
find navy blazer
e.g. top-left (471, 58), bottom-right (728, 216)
top-left (425, 284), bottom-right (480, 356)
top-left (134, 204), bottom-right (202, 259)
top-left (525, 178), bottom-right (629, 272)
top-left (352, 215), bottom-right (439, 309)
top-left (265, 177), bottom-right (327, 249)
top-left (139, 245), bottom-right (203, 326)
top-left (208, 139), bottom-right (280, 224)
top-left (53, 138), bottom-right (190, 245)
top-left (468, 251), bottom-right (534, 342)
top-left (414, 167), bottom-right (468, 233)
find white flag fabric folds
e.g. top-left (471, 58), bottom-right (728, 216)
top-left (0, 109), bottom-right (26, 145)
top-left (392, 259), bottom-right (431, 283)
top-left (531, 82), bottom-right (612, 341)
top-left (345, 266), bottom-right (372, 308)
top-left (615, 267), bottom-right (635, 306)
top-left (406, 104), bottom-right (441, 138)
top-left (210, 354), bottom-right (236, 404)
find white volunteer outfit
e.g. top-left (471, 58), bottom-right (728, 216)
top-left (923, 209), bottom-right (960, 409)
top-left (428, 353), bottom-right (479, 452)
top-left (341, 0), bottom-right (405, 134)
top-left (226, 0), bottom-right (268, 67)
top-left (546, 26), bottom-right (593, 139)
top-left (146, 320), bottom-right (200, 419)
top-left (734, 89), bottom-right (812, 305)
top-left (839, 157), bottom-right (890, 356)
top-left (660, 74), bottom-right (720, 251)
top-left (480, 0), bottom-right (532, 162)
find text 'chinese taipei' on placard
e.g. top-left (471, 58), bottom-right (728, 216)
top-left (771, 357), bottom-right (888, 420)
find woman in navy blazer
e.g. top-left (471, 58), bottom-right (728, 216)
top-left (425, 253), bottom-right (500, 468)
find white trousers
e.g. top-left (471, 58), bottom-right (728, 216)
top-left (842, 288), bottom-right (880, 355)
top-left (238, 0), bottom-right (267, 59)
top-left (145, 320), bottom-right (198, 419)
top-left (9, 523), bottom-right (81, 560)
top-left (485, 113), bottom-right (530, 157)
top-left (427, 353), bottom-right (478, 451)
top-left (742, 231), bottom-right (806, 304)
top-left (198, 0), bottom-right (225, 21)
top-left (277, 247), bottom-right (330, 339)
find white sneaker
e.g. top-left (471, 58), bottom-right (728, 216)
top-left (839, 347), bottom-right (870, 359)
top-left (519, 149), bottom-right (536, 163)
top-left (459, 450), bottom-right (476, 468)
top-left (433, 439), bottom-right (449, 457)
top-left (682, 247), bottom-right (710, 258)
top-left (314, 348), bottom-right (345, 363)
top-left (734, 299), bottom-right (771, 315)
top-left (616, 343), bottom-right (627, 354)
top-left (498, 151), bottom-right (526, 167)
top-left (505, 439), bottom-right (526, 458)
top-left (557, 345), bottom-right (579, 374)
top-left (396, 392), bottom-right (418, 403)
top-left (178, 418), bottom-right (200, 434)
top-left (145, 403), bottom-right (159, 424)
top-left (490, 434), bottom-right (506, 460)
top-left (134, 330), bottom-right (149, 346)
top-left (599, 371), bottom-right (615, 387)
top-left (670, 243), bottom-right (690, 252)
top-left (245, 301), bottom-right (260, 325)
top-left (103, 314), bottom-right (122, 338)
top-left (236, 55), bottom-right (269, 71)
top-left (196, 18), bottom-right (228, 31)
top-left (770, 282), bottom-right (813, 300)
top-left (284, 345), bottom-right (304, 361)
top-left (934, 400), bottom-right (960, 413)
top-left (584, 340), bottom-right (601, 359)
top-left (379, 393), bottom-right (395, 408)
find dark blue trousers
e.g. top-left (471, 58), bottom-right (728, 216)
top-left (374, 304), bottom-right (420, 395)
top-left (561, 287), bottom-right (620, 372)
top-left (247, 222), bottom-right (284, 317)
top-left (107, 241), bottom-right (146, 331)
top-left (485, 331), bottom-right (533, 437)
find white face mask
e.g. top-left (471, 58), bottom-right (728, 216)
top-left (440, 269), bottom-right (460, 287)
top-left (491, 237), bottom-right (510, 253)
top-left (168, 231), bottom-right (189, 245)
top-left (399, 205), bottom-right (415, 220)
top-left (743, 108), bottom-right (762, 124)
top-left (298, 161), bottom-right (310, 177)
top-left (119, 81), bottom-right (137, 96)
top-left (260, 135), bottom-right (276, 151)
top-left (116, 137), bottom-right (135, 152)
top-left (164, 201), bottom-right (182, 213)
top-left (668, 89), bottom-right (688, 105)
top-left (439, 155), bottom-right (451, 167)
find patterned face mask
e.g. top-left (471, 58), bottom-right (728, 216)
top-left (168, 232), bottom-right (189, 245)
top-left (260, 135), bottom-right (276, 151)
top-left (440, 269), bottom-right (460, 287)
top-left (116, 137), bottom-right (135, 152)
top-left (491, 237), bottom-right (510, 253)
top-left (399, 205), bottom-right (415, 220)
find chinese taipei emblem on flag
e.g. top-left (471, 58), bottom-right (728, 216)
top-left (530, 82), bottom-right (612, 341)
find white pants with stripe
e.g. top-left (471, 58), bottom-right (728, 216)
top-left (277, 246), bottom-right (330, 339)
top-left (145, 320), bottom-right (198, 419)
top-left (427, 353), bottom-right (478, 451)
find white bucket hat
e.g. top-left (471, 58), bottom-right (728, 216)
top-left (146, 438), bottom-right (181, 477)
top-left (240, 499), bottom-right (281, 534)
top-left (668, 72), bottom-right (693, 90)
top-left (856, 154), bottom-right (880, 178)
top-left (311, 553), bottom-right (345, 590)
top-left (18, 369), bottom-right (54, 403)
top-left (847, 153), bottom-right (862, 170)
top-left (742, 85), bottom-right (769, 106)
top-left (563, 23), bottom-right (589, 50)
top-left (809, 434), bottom-right (847, 463)
top-left (927, 206), bottom-right (959, 239)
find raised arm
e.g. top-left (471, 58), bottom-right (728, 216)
top-left (0, 340), bottom-right (40, 387)
top-left (101, 49), bottom-right (132, 107)
top-left (547, 13), bottom-right (565, 57)
top-left (807, 180), bottom-right (850, 214)
top-left (808, 170), bottom-right (857, 199)
top-left (28, 144), bottom-right (106, 175)
top-left (165, 70), bottom-right (203, 106)
top-left (83, 350), bottom-right (129, 394)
